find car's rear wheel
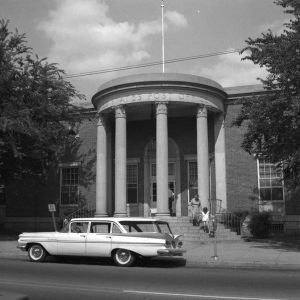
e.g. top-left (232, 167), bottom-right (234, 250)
top-left (28, 244), bottom-right (47, 262)
top-left (113, 249), bottom-right (135, 267)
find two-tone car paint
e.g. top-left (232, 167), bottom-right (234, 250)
top-left (17, 217), bottom-right (186, 266)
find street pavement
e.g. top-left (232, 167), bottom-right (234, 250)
top-left (1, 234), bottom-right (300, 270)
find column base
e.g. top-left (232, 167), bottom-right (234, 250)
top-left (114, 213), bottom-right (128, 217)
top-left (94, 212), bottom-right (108, 217)
top-left (156, 212), bottom-right (171, 217)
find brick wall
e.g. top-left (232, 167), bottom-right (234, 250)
top-left (225, 102), bottom-right (259, 213)
top-left (4, 102), bottom-right (300, 232)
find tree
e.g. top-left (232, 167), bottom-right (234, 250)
top-left (0, 19), bottom-right (85, 183)
top-left (233, 0), bottom-right (300, 186)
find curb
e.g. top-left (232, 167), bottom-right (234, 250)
top-left (185, 260), bottom-right (300, 270)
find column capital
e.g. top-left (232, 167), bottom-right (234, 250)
top-left (155, 101), bottom-right (168, 115)
top-left (114, 105), bottom-right (126, 118)
top-left (197, 105), bottom-right (207, 118)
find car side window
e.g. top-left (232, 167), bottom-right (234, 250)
top-left (90, 222), bottom-right (111, 234)
top-left (112, 223), bottom-right (122, 234)
top-left (70, 222), bottom-right (89, 233)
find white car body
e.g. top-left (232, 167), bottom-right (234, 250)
top-left (17, 217), bottom-right (186, 266)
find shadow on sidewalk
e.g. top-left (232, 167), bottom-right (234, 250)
top-left (244, 236), bottom-right (300, 251)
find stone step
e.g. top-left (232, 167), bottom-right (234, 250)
top-left (169, 225), bottom-right (234, 232)
top-left (158, 217), bottom-right (242, 242)
top-left (181, 234), bottom-right (241, 242)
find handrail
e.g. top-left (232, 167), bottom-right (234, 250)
top-left (65, 202), bottom-right (96, 221)
top-left (214, 211), bottom-right (243, 235)
top-left (208, 198), bottom-right (243, 235)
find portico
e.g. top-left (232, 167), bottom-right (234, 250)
top-left (92, 73), bottom-right (227, 217)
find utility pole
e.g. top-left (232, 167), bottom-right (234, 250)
top-left (161, 0), bottom-right (165, 73)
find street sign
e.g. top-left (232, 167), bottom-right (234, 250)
top-left (48, 204), bottom-right (56, 212)
top-left (48, 204), bottom-right (57, 231)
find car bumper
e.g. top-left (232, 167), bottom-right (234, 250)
top-left (157, 248), bottom-right (186, 256)
top-left (17, 244), bottom-right (27, 251)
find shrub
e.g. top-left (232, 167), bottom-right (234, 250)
top-left (233, 210), bottom-right (250, 221)
top-left (248, 212), bottom-right (271, 238)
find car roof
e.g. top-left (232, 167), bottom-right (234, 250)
top-left (70, 217), bottom-right (165, 222)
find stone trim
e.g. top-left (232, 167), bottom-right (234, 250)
top-left (97, 91), bottom-right (224, 113)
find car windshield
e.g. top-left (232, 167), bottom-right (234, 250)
top-left (119, 220), bottom-right (172, 234)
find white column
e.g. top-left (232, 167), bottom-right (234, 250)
top-left (214, 113), bottom-right (227, 211)
top-left (106, 121), bottom-right (113, 215)
top-left (197, 105), bottom-right (210, 209)
top-left (114, 105), bottom-right (127, 217)
top-left (156, 101), bottom-right (169, 216)
top-left (175, 158), bottom-right (182, 217)
top-left (95, 115), bottom-right (108, 217)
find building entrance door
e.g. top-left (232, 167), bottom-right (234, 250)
top-left (150, 163), bottom-right (176, 214)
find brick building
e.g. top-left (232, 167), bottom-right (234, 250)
top-left (1, 73), bottom-right (299, 232)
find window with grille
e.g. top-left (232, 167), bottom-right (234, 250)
top-left (188, 161), bottom-right (198, 188)
top-left (127, 164), bottom-right (138, 204)
top-left (258, 161), bottom-right (284, 201)
top-left (60, 166), bottom-right (79, 205)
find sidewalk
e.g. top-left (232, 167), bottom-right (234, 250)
top-left (1, 235), bottom-right (300, 269)
top-left (185, 238), bottom-right (300, 269)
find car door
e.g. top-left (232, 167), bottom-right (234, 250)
top-left (57, 221), bottom-right (89, 256)
top-left (85, 221), bottom-right (112, 257)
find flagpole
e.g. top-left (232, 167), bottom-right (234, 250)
top-left (161, 0), bottom-right (165, 73)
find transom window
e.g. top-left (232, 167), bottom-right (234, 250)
top-left (258, 160), bottom-right (284, 201)
top-left (60, 166), bottom-right (79, 205)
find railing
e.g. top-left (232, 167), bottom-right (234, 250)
top-left (65, 202), bottom-right (96, 221)
top-left (215, 212), bottom-right (243, 235)
top-left (209, 198), bottom-right (243, 235)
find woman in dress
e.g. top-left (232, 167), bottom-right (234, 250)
top-left (190, 194), bottom-right (201, 226)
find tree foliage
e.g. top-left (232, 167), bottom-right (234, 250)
top-left (0, 19), bottom-right (85, 182)
top-left (233, 0), bottom-right (300, 186)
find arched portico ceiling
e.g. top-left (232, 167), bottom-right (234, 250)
top-left (92, 73), bottom-right (228, 117)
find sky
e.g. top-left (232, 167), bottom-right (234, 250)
top-left (0, 0), bottom-right (288, 102)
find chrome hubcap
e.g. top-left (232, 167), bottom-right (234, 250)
top-left (32, 247), bottom-right (42, 258)
top-left (118, 250), bottom-right (130, 262)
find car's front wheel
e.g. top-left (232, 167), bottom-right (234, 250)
top-left (28, 244), bottom-right (47, 262)
top-left (113, 249), bottom-right (135, 267)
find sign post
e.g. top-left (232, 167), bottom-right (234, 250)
top-left (211, 216), bottom-right (218, 261)
top-left (48, 204), bottom-right (57, 232)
